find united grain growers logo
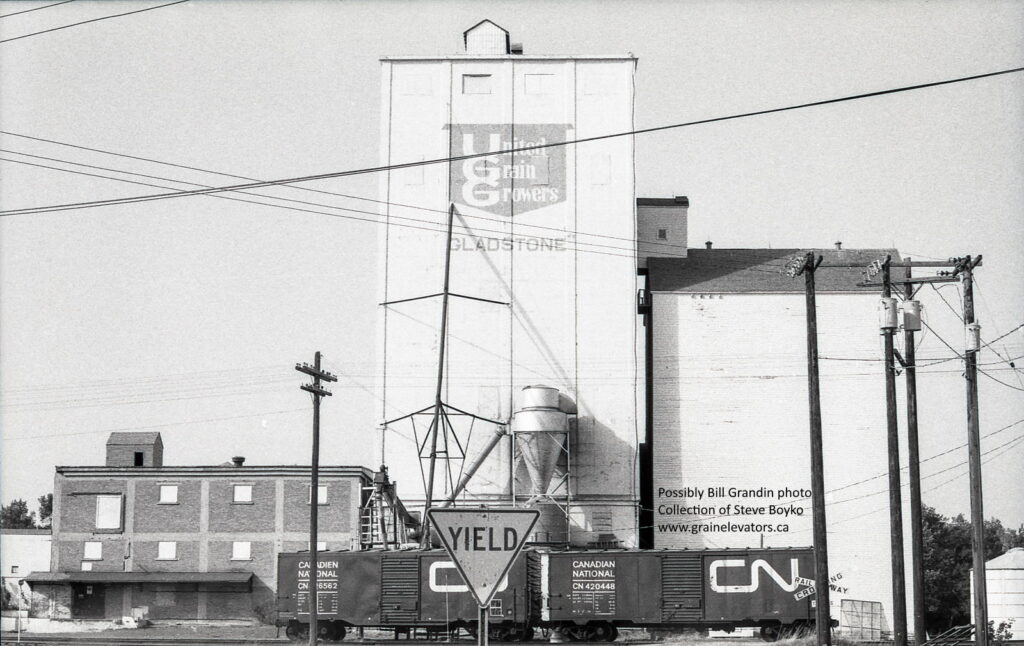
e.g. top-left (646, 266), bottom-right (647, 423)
top-left (447, 123), bottom-right (570, 217)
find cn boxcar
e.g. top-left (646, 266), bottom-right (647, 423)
top-left (276, 546), bottom-right (817, 642)
top-left (276, 549), bottom-right (532, 642)
top-left (539, 547), bottom-right (815, 641)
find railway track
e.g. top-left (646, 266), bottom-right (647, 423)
top-left (1, 636), bottom-right (662, 646)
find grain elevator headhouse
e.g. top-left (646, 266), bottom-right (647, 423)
top-left (377, 22), bottom-right (639, 546)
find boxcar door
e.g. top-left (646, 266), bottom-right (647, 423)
top-left (380, 554), bottom-right (420, 624)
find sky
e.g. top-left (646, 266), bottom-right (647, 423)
top-left (1, 0), bottom-right (1022, 529)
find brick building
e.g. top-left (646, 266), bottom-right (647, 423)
top-left (26, 432), bottom-right (413, 622)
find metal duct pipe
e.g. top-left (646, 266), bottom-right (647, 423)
top-left (440, 426), bottom-right (507, 507)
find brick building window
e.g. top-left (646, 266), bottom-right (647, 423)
top-left (95, 494), bottom-right (123, 530)
top-left (83, 541), bottom-right (102, 560)
top-left (232, 484), bottom-right (252, 503)
top-left (231, 541), bottom-right (251, 561)
top-left (134, 452), bottom-right (144, 466)
top-left (81, 561), bottom-right (93, 571)
top-left (307, 484), bottom-right (328, 504)
top-left (158, 484), bottom-right (178, 504)
top-left (11, 565), bottom-right (19, 574)
top-left (308, 541), bottom-right (327, 551)
top-left (157, 541), bottom-right (177, 560)
top-left (658, 228), bottom-right (668, 240)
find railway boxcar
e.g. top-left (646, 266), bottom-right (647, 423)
top-left (541, 548), bottom-right (815, 640)
top-left (276, 549), bottom-right (532, 642)
top-left (277, 547), bottom-right (816, 641)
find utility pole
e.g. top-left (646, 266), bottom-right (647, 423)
top-left (879, 257), bottom-right (908, 646)
top-left (960, 255), bottom-right (988, 646)
top-left (296, 352), bottom-right (337, 646)
top-left (787, 251), bottom-right (831, 646)
top-left (903, 262), bottom-right (926, 645)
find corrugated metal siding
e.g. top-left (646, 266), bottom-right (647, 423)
top-left (661, 552), bottom-right (702, 622)
top-left (381, 554), bottom-right (420, 622)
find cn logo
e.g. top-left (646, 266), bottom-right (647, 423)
top-left (428, 561), bottom-right (509, 593)
top-left (708, 558), bottom-right (801, 593)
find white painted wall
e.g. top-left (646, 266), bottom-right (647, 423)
top-left (1, 531), bottom-right (50, 578)
top-left (651, 291), bottom-right (916, 635)
top-left (378, 54), bottom-right (639, 545)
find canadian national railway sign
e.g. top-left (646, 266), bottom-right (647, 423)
top-left (447, 124), bottom-right (571, 217)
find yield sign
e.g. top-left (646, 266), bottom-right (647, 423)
top-left (427, 507), bottom-right (539, 607)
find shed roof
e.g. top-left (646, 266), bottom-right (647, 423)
top-left (986, 547), bottom-right (1024, 569)
top-left (648, 248), bottom-right (902, 294)
top-left (106, 432), bottom-right (162, 445)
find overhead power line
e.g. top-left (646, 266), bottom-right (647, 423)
top-left (0, 0), bottom-right (188, 44)
top-left (0, 0), bottom-right (75, 19)
top-left (0, 152), bottom-right (682, 261)
top-left (2, 65), bottom-right (1022, 216)
top-left (0, 130), bottom-right (686, 252)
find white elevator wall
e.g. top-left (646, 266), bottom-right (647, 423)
top-left (379, 55), bottom-right (639, 544)
top-left (651, 291), bottom-right (917, 634)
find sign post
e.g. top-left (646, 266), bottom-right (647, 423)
top-left (427, 508), bottom-right (539, 646)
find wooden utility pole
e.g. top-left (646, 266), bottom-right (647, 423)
top-left (296, 352), bottom-right (336, 646)
top-left (789, 251), bottom-right (831, 646)
top-left (880, 258), bottom-right (908, 646)
top-left (960, 255), bottom-right (989, 646)
top-left (903, 262), bottom-right (926, 645)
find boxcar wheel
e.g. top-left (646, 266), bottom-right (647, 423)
top-left (587, 622), bottom-right (617, 642)
top-left (287, 621), bottom-right (310, 642)
top-left (760, 624), bottom-right (782, 642)
top-left (490, 624), bottom-right (513, 641)
top-left (509, 624), bottom-right (534, 642)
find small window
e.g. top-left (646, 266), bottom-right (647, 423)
top-left (524, 73), bottom-right (554, 95)
top-left (308, 541), bottom-right (327, 551)
top-left (658, 229), bottom-right (668, 240)
top-left (95, 495), bottom-right (122, 530)
top-left (81, 561), bottom-right (93, 572)
top-left (157, 541), bottom-right (177, 560)
top-left (233, 484), bottom-right (252, 503)
top-left (134, 452), bottom-right (144, 466)
top-left (307, 485), bottom-right (328, 505)
top-left (462, 74), bottom-right (492, 95)
top-left (231, 541), bottom-right (252, 561)
top-left (158, 485), bottom-right (178, 504)
top-left (83, 541), bottom-right (102, 560)
top-left (11, 565), bottom-right (19, 574)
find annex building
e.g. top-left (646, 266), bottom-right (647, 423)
top-left (25, 432), bottom-right (411, 622)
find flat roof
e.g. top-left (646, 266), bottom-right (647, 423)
top-left (638, 197), bottom-right (689, 207)
top-left (648, 248), bottom-right (902, 294)
top-left (382, 55), bottom-right (636, 62)
top-left (25, 571), bottom-right (252, 584)
top-left (56, 465), bottom-right (374, 478)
